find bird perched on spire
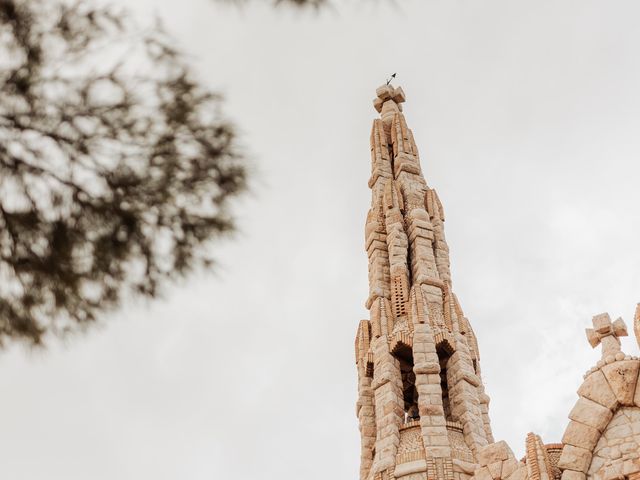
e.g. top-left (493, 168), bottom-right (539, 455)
top-left (386, 73), bottom-right (396, 85)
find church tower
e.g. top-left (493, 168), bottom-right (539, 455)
top-left (354, 85), bottom-right (494, 480)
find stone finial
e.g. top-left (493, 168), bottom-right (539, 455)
top-left (585, 313), bottom-right (628, 359)
top-left (634, 303), bottom-right (640, 349)
top-left (373, 85), bottom-right (406, 113)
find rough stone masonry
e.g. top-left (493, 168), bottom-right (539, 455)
top-left (354, 85), bottom-right (640, 480)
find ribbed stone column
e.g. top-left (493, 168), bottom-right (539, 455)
top-left (357, 361), bottom-right (376, 480)
top-left (413, 322), bottom-right (452, 458)
top-left (448, 334), bottom-right (489, 455)
top-left (371, 336), bottom-right (404, 475)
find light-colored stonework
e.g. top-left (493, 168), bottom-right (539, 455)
top-left (354, 85), bottom-right (640, 480)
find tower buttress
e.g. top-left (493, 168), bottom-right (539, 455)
top-left (355, 85), bottom-right (494, 480)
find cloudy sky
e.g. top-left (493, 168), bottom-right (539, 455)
top-left (2, 1), bottom-right (640, 478)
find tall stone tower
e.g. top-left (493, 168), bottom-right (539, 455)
top-left (354, 85), bottom-right (494, 480)
top-left (355, 84), bottom-right (640, 480)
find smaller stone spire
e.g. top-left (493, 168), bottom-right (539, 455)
top-left (586, 313), bottom-right (628, 359)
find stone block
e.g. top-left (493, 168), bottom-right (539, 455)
top-left (607, 423), bottom-right (632, 439)
top-left (427, 446), bottom-right (451, 457)
top-left (577, 370), bottom-right (618, 410)
top-left (452, 459), bottom-right (476, 475)
top-left (501, 459), bottom-right (519, 479)
top-left (560, 470), bottom-right (586, 480)
top-left (506, 465), bottom-right (528, 480)
top-left (568, 397), bottom-right (614, 432)
top-left (379, 424), bottom-right (399, 438)
top-left (601, 360), bottom-right (640, 406)
top-left (557, 444), bottom-right (593, 473)
top-left (466, 431), bottom-right (489, 450)
top-left (373, 97), bottom-right (384, 113)
top-left (414, 362), bottom-right (440, 375)
top-left (421, 426), bottom-right (446, 437)
top-left (603, 463), bottom-right (624, 480)
top-left (419, 404), bottom-right (443, 417)
top-left (474, 466), bottom-right (493, 480)
top-left (393, 87), bottom-right (406, 103)
top-left (477, 441), bottom-right (514, 466)
top-left (622, 458), bottom-right (640, 476)
top-left (561, 420), bottom-right (601, 450)
top-left (417, 384), bottom-right (442, 396)
top-left (394, 460), bottom-right (427, 478)
top-left (428, 434), bottom-right (450, 446)
top-left (430, 416), bottom-right (446, 427)
top-left (376, 85), bottom-right (393, 101)
top-left (487, 461), bottom-right (502, 479)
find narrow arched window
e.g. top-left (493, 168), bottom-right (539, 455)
top-left (392, 342), bottom-right (418, 423)
top-left (436, 343), bottom-right (454, 422)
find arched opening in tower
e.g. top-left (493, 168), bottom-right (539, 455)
top-left (393, 343), bottom-right (418, 423)
top-left (436, 343), bottom-right (454, 423)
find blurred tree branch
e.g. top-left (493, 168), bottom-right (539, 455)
top-left (271, 0), bottom-right (328, 7)
top-left (219, 0), bottom-right (329, 8)
top-left (0, 0), bottom-right (247, 345)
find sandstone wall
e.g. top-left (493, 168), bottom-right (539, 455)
top-left (559, 353), bottom-right (640, 480)
top-left (587, 407), bottom-right (640, 480)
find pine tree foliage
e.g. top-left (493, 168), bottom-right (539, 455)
top-left (0, 0), bottom-right (247, 345)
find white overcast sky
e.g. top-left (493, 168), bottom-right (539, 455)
top-left (2, 1), bottom-right (640, 479)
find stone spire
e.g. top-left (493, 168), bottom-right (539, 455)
top-left (355, 85), bottom-right (494, 480)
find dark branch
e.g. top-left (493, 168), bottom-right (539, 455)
top-left (0, 0), bottom-right (247, 346)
